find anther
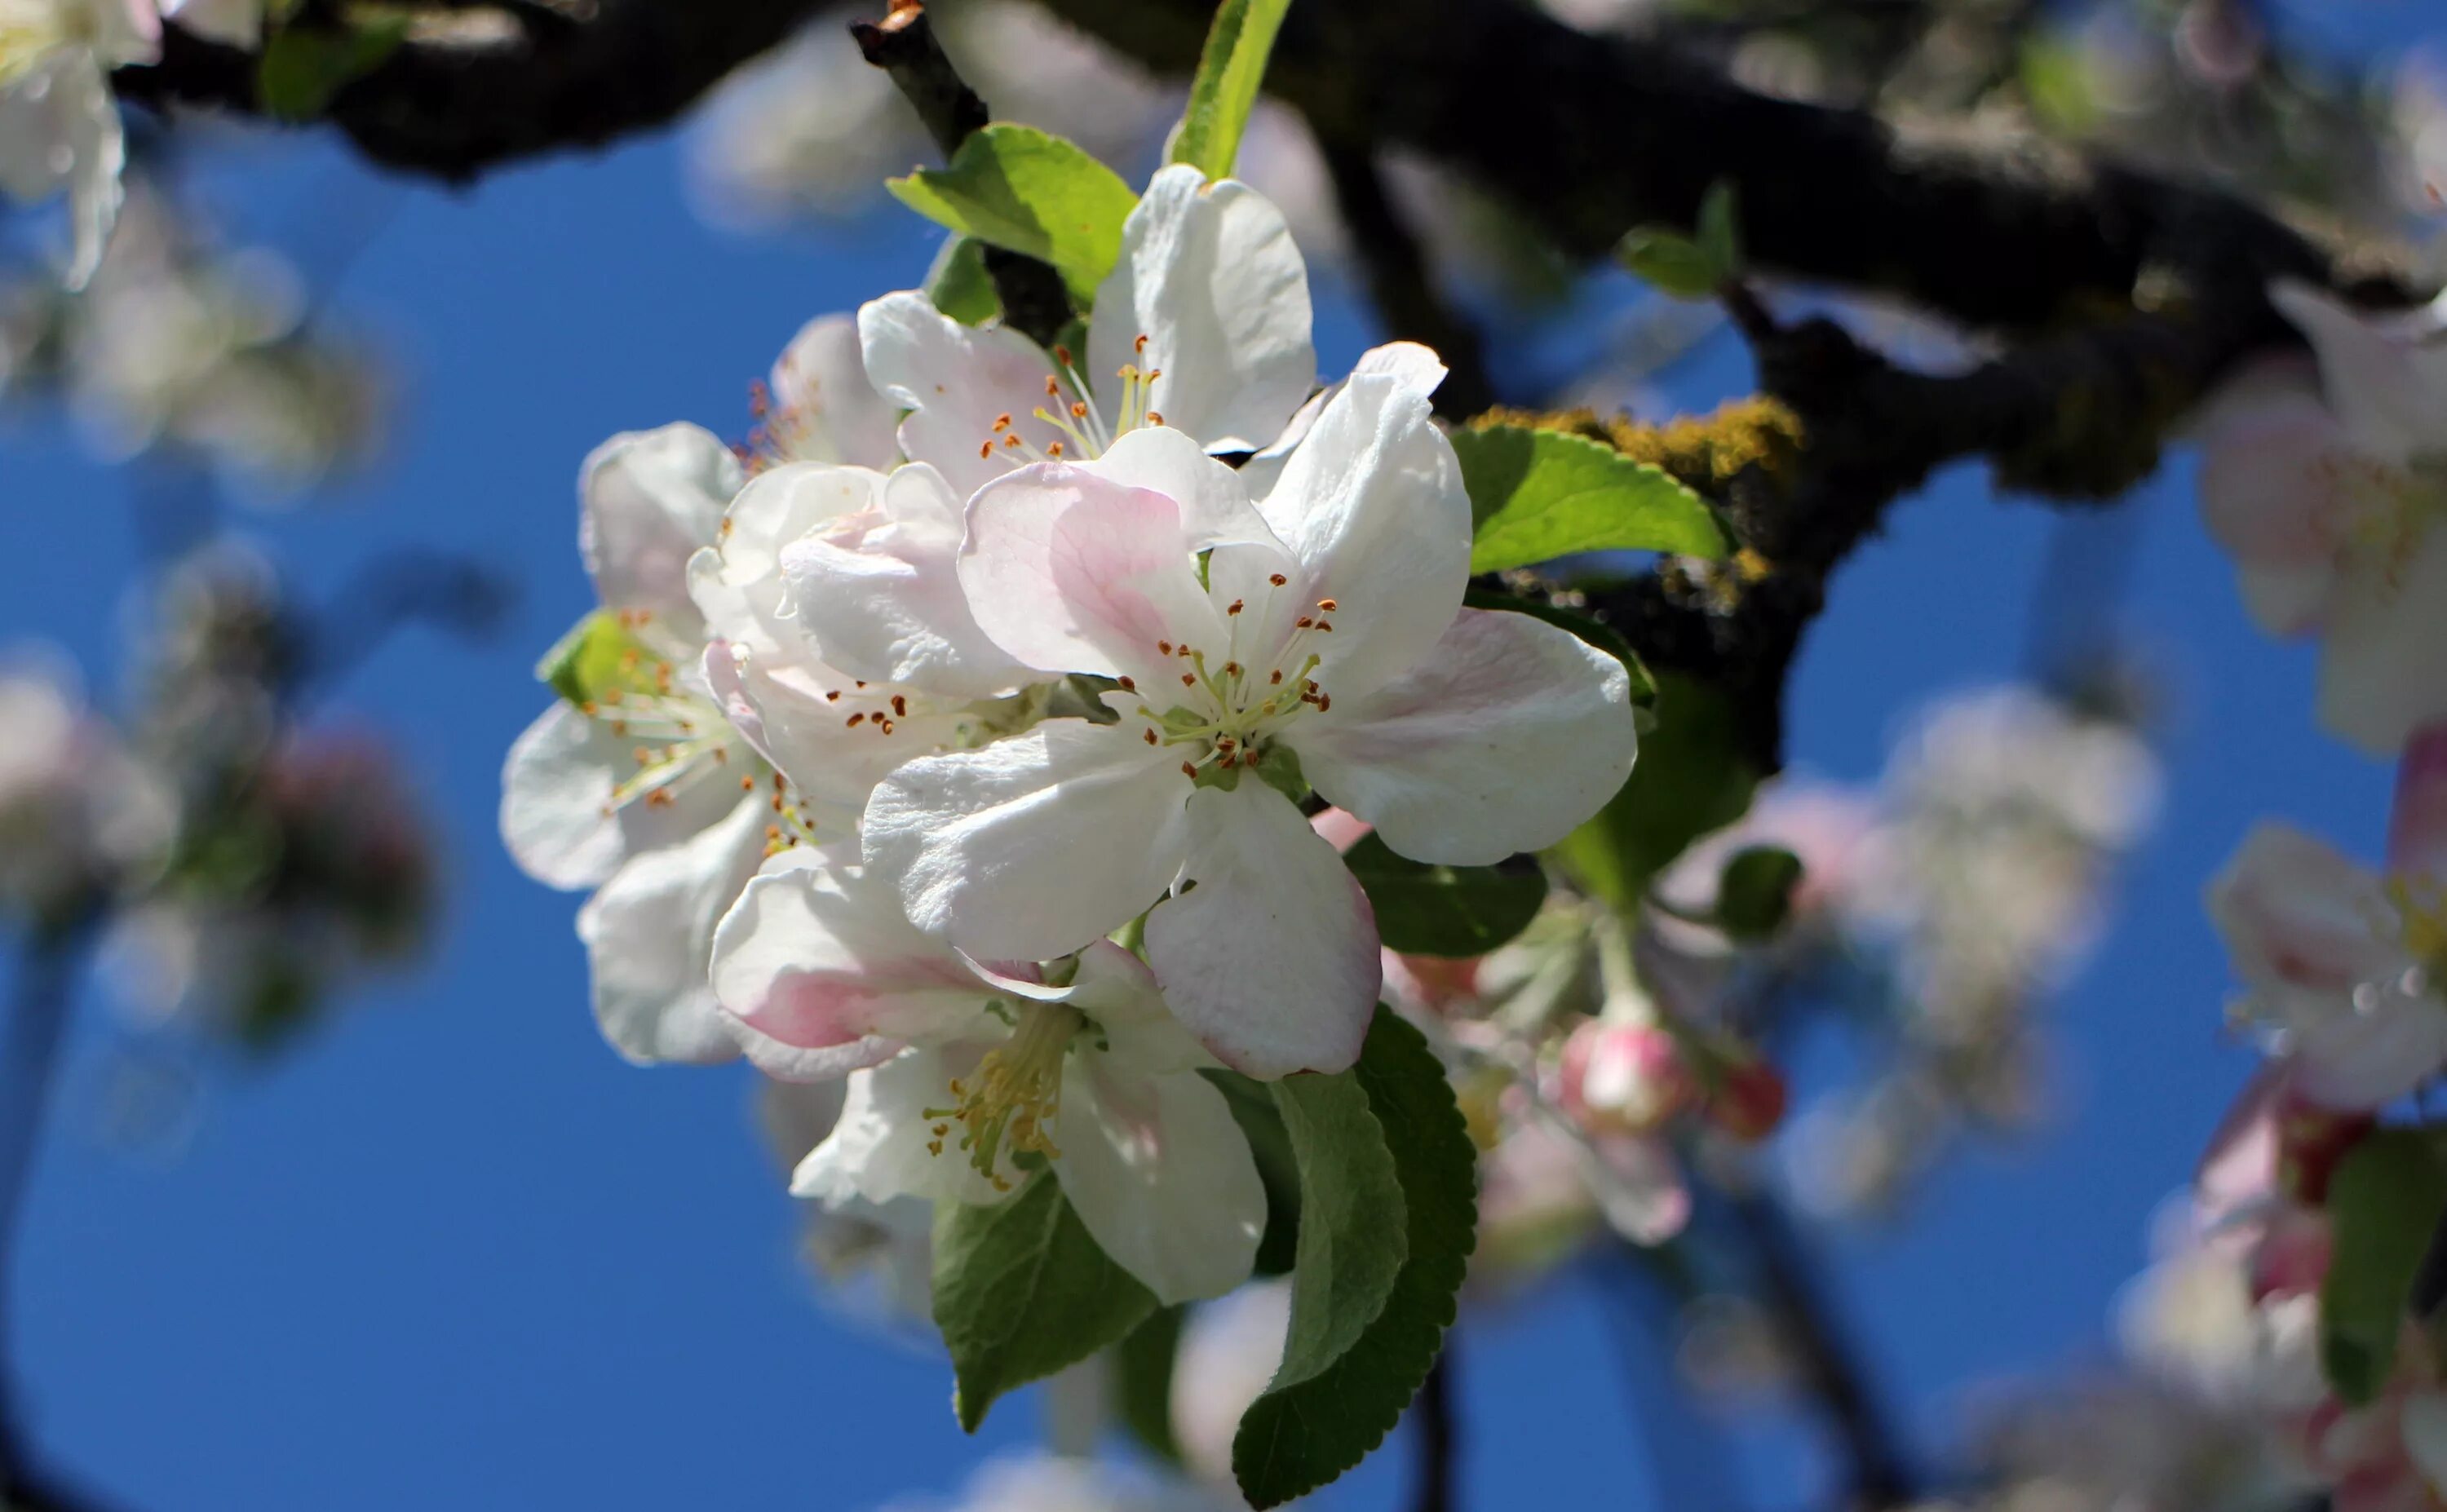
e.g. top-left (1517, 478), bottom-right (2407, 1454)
top-left (1069, 401), bottom-right (1088, 419)
top-left (1157, 640), bottom-right (1173, 656)
top-left (1181, 673), bottom-right (1197, 687)
top-left (1317, 621), bottom-right (1334, 633)
top-left (1143, 728), bottom-right (1158, 745)
top-left (1297, 617), bottom-right (1316, 629)
top-left (825, 690), bottom-right (841, 702)
top-left (1269, 573), bottom-right (1288, 586)
top-left (1223, 661), bottom-right (1241, 678)
top-left (1134, 334), bottom-right (1148, 354)
top-left (1044, 375), bottom-right (1060, 396)
top-left (1146, 412), bottom-right (1162, 427)
top-left (1317, 599), bottom-right (1339, 612)
top-left (1047, 441), bottom-right (1064, 458)
top-left (1269, 670), bottom-right (1283, 685)
top-left (847, 713), bottom-right (865, 727)
top-left (1227, 599), bottom-right (1244, 616)
top-left (1182, 761), bottom-right (1198, 777)
top-left (1055, 345), bottom-right (1073, 366)
top-left (1117, 676), bottom-right (1136, 692)
top-left (979, 441), bottom-right (993, 458)
top-left (891, 695), bottom-right (908, 717)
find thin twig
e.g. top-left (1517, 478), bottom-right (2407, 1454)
top-left (1728, 1191), bottom-right (1918, 1510)
top-left (848, 3), bottom-right (1074, 348)
top-left (1411, 1340), bottom-right (1459, 1512)
top-left (0, 909), bottom-right (125, 1512)
top-left (1313, 135), bottom-right (1495, 418)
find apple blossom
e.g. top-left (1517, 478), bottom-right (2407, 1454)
top-left (865, 378), bottom-right (1639, 1079)
top-left (857, 164), bottom-right (1321, 501)
top-left (2197, 280), bottom-right (2447, 753)
top-left (710, 852), bottom-right (1265, 1305)
top-left (746, 312), bottom-right (897, 472)
top-left (0, 0), bottom-right (158, 288)
top-left (2207, 821), bottom-right (2447, 1111)
top-left (501, 423), bottom-right (772, 1065)
top-left (756, 1077), bottom-right (934, 1322)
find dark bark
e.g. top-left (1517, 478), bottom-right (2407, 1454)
top-left (1314, 137), bottom-right (1495, 419)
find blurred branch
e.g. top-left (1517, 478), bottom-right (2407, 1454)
top-left (847, 3), bottom-right (1073, 347)
top-left (0, 910), bottom-right (124, 1512)
top-left (1411, 1342), bottom-right (1458, 1512)
top-left (1729, 1191), bottom-right (1918, 1511)
top-left (1313, 136), bottom-right (1494, 419)
top-left (115, 0), bottom-right (833, 183)
top-left (290, 548), bottom-right (513, 707)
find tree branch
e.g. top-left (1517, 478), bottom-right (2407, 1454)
top-left (116, 0), bottom-right (834, 183)
top-left (0, 911), bottom-right (122, 1512)
top-left (1312, 135), bottom-right (1494, 418)
top-left (1410, 1343), bottom-right (1459, 1512)
top-left (1729, 1191), bottom-right (1917, 1511)
top-left (847, 3), bottom-right (1073, 347)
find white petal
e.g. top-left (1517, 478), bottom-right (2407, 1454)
top-left (1249, 371), bottom-right (1471, 696)
top-left (581, 423), bottom-right (742, 654)
top-left (857, 290), bottom-right (1060, 499)
top-left (1293, 607), bottom-right (1638, 864)
top-left (793, 1048), bottom-right (1007, 1207)
top-left (498, 703), bottom-right (736, 889)
top-left (576, 794), bottom-right (771, 1065)
top-left (2270, 280), bottom-right (2447, 464)
top-left (1089, 425), bottom-right (1281, 551)
top-left (2403, 1393), bottom-right (2447, 1502)
top-left (780, 462), bottom-right (1033, 697)
top-left (1235, 341), bottom-right (1448, 503)
top-left (1087, 166), bottom-right (1316, 453)
top-left (163, 0), bottom-right (259, 46)
top-left (1059, 938), bottom-right (1210, 1075)
top-left (1053, 1059), bottom-right (1265, 1304)
top-left (710, 855), bottom-right (1000, 1050)
top-left (864, 721), bottom-right (1192, 962)
top-left (701, 641), bottom-right (966, 820)
top-left (767, 312), bottom-right (899, 470)
top-left (1143, 783), bottom-right (1379, 1078)
top-left (2286, 991), bottom-right (2447, 1111)
top-left (2321, 529), bottom-right (2447, 754)
top-left (2235, 561), bottom-right (2334, 638)
top-left (2208, 821), bottom-right (2409, 997)
top-left (956, 461), bottom-right (1231, 687)
top-left (688, 458), bottom-right (879, 655)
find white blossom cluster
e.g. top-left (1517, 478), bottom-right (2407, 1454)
top-left (502, 166), bottom-right (1639, 1306)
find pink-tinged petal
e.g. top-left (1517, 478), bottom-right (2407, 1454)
top-left (1052, 1057), bottom-right (1265, 1304)
top-left (2389, 723), bottom-right (2447, 882)
top-left (1293, 608), bottom-right (1637, 866)
top-left (2197, 391), bottom-right (2366, 566)
top-left (726, 1021), bottom-right (904, 1084)
top-left (767, 312), bottom-right (899, 470)
top-left (1143, 784), bottom-right (1379, 1078)
top-left (709, 857), bottom-right (1000, 1050)
top-left (957, 462), bottom-right (1230, 687)
top-left (2321, 528), bottom-right (2447, 755)
top-left (857, 290), bottom-right (1063, 498)
top-left (1249, 371), bottom-right (1471, 696)
top-left (580, 422), bottom-right (742, 656)
top-left (690, 460), bottom-right (883, 656)
top-left (1586, 1132), bottom-right (1692, 1246)
top-left (793, 1048), bottom-right (1007, 1207)
top-left (2270, 279), bottom-right (2447, 464)
top-left (701, 643), bottom-right (963, 820)
top-left (575, 793), bottom-right (769, 1066)
top-left (1090, 425), bottom-right (1283, 553)
top-left (2194, 1068), bottom-right (2285, 1222)
top-left (2209, 822), bottom-right (2407, 997)
top-left (781, 462), bottom-right (1034, 698)
top-left (1308, 806), bottom-right (1372, 853)
top-left (863, 721), bottom-right (1192, 962)
top-left (1086, 166), bottom-right (1316, 453)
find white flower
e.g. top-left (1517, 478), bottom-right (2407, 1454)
top-left (750, 312), bottom-right (898, 471)
top-left (865, 381), bottom-right (1640, 1078)
top-left (2196, 280), bottom-right (2447, 754)
top-left (858, 164), bottom-right (1322, 503)
top-left (712, 852), bottom-right (1265, 1305)
top-left (159, 0), bottom-right (255, 46)
top-left (756, 1077), bottom-right (934, 1321)
top-left (0, 0), bottom-right (158, 288)
top-left (500, 423), bottom-right (771, 1065)
top-left (0, 648), bottom-right (170, 913)
top-left (2207, 820), bottom-right (2447, 1110)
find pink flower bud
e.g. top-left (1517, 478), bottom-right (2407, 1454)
top-left (1558, 1020), bottom-right (1688, 1136)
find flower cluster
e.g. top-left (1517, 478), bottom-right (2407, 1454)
top-left (502, 166), bottom-right (1640, 1306)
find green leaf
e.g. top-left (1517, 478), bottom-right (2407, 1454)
top-left (1207, 1069), bottom-right (1302, 1275)
top-left (1454, 423), bottom-right (1729, 573)
top-left (1168, 0), bottom-right (1294, 180)
top-left (1616, 228), bottom-right (1721, 299)
top-left (1112, 1306), bottom-right (1187, 1467)
top-left (1550, 672), bottom-right (1759, 911)
top-left (1716, 846), bottom-right (1803, 940)
top-left (533, 610), bottom-right (652, 710)
top-left (924, 235), bottom-right (1000, 325)
top-left (1343, 833), bottom-right (1547, 958)
top-left (887, 125), bottom-right (1138, 310)
top-left (931, 1171), bottom-right (1159, 1432)
top-left (1234, 1009), bottom-right (1476, 1509)
top-left (257, 15), bottom-right (411, 122)
top-left (1462, 588), bottom-right (1655, 710)
top-left (1697, 179), bottom-right (1742, 276)
top-left (2321, 1130), bottom-right (2447, 1405)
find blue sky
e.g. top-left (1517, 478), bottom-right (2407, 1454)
top-left (0, 11), bottom-right (2431, 1508)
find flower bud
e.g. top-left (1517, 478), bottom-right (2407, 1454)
top-left (1558, 1020), bottom-right (1689, 1136)
top-left (1705, 1053), bottom-right (1789, 1143)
